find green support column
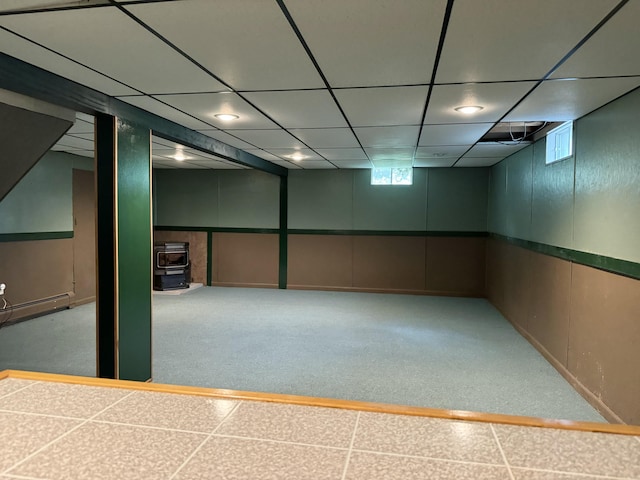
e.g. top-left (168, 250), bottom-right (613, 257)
top-left (95, 114), bottom-right (152, 382)
top-left (279, 175), bottom-right (288, 289)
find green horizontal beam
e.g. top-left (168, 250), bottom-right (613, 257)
top-left (491, 233), bottom-right (640, 281)
top-left (0, 52), bottom-right (287, 177)
top-left (0, 231), bottom-right (73, 242)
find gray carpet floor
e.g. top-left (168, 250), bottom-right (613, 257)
top-left (0, 287), bottom-right (605, 422)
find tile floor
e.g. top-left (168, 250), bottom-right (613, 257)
top-left (0, 377), bottom-right (639, 480)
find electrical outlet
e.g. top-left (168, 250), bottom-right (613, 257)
top-left (0, 283), bottom-right (5, 296)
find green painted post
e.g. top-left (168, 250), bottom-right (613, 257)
top-left (95, 114), bottom-right (152, 382)
top-left (279, 175), bottom-right (288, 289)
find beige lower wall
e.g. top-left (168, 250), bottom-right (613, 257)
top-left (0, 238), bottom-right (74, 321)
top-left (289, 234), bottom-right (486, 296)
top-left (212, 233), bottom-right (279, 288)
top-left (486, 238), bottom-right (640, 424)
top-left (153, 231), bottom-right (208, 284)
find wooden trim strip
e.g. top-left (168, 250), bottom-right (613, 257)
top-left (3, 369), bottom-right (639, 436)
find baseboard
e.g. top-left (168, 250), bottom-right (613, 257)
top-left (506, 319), bottom-right (624, 424)
top-left (71, 295), bottom-right (95, 307)
top-left (0, 292), bottom-right (73, 325)
top-left (287, 284), bottom-right (484, 297)
top-left (212, 282), bottom-right (278, 289)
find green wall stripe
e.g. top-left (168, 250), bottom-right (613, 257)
top-left (0, 231), bottom-right (73, 242)
top-left (154, 226), bottom-right (279, 234)
top-left (288, 229), bottom-right (489, 237)
top-left (491, 233), bottom-right (640, 281)
top-left (154, 227), bottom-right (488, 237)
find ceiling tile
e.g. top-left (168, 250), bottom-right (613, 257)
top-left (552, 1), bottom-right (640, 79)
top-left (66, 149), bottom-right (94, 158)
top-left (118, 96), bottom-right (212, 129)
top-left (334, 86), bottom-right (429, 127)
top-left (242, 90), bottom-right (347, 128)
top-left (455, 157), bottom-right (502, 167)
top-left (126, 0), bottom-right (323, 90)
top-left (230, 130), bottom-right (304, 150)
top-left (67, 119), bottom-right (94, 135)
top-left (314, 148), bottom-right (368, 161)
top-left (354, 126), bottom-right (420, 148)
top-left (436, 0), bottom-right (618, 83)
top-left (76, 113), bottom-right (94, 123)
top-left (287, 128), bottom-right (359, 148)
top-left (152, 150), bottom-right (193, 162)
top-left (364, 147), bottom-right (415, 162)
top-left (0, 7), bottom-right (226, 94)
top-left (69, 133), bottom-right (93, 141)
top-left (503, 77), bottom-right (640, 122)
top-left (244, 149), bottom-right (286, 162)
top-left (0, 28), bottom-right (139, 96)
top-left (426, 82), bottom-right (535, 124)
top-left (295, 160), bottom-right (337, 170)
top-left (285, 0), bottom-right (447, 87)
top-left (55, 135), bottom-right (94, 149)
top-left (415, 145), bottom-right (469, 158)
top-left (265, 148), bottom-right (325, 162)
top-left (331, 159), bottom-right (372, 169)
top-left (0, 1), bottom-right (108, 12)
top-left (173, 162), bottom-right (208, 169)
top-left (414, 158), bottom-right (458, 167)
top-left (154, 93), bottom-right (278, 130)
top-left (419, 124), bottom-right (492, 146)
top-left (196, 130), bottom-right (256, 150)
top-left (151, 160), bottom-right (178, 169)
top-left (466, 142), bottom-right (530, 158)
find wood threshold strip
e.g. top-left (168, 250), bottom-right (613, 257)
top-left (3, 369), bottom-right (639, 436)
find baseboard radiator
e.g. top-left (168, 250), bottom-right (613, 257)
top-left (2, 292), bottom-right (75, 325)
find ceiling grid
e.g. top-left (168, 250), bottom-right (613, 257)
top-left (0, 0), bottom-right (638, 170)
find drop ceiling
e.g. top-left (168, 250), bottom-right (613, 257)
top-left (1, 0), bottom-right (639, 170)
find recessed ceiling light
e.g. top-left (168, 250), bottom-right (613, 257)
top-left (173, 153), bottom-right (186, 161)
top-left (214, 113), bottom-right (239, 121)
top-left (454, 105), bottom-right (483, 114)
top-left (289, 152), bottom-right (305, 161)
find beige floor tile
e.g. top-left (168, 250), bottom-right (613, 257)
top-left (0, 378), bottom-right (35, 398)
top-left (344, 451), bottom-right (512, 480)
top-left (94, 390), bottom-right (237, 432)
top-left (353, 412), bottom-right (504, 464)
top-left (511, 468), bottom-right (613, 479)
top-left (8, 421), bottom-right (207, 480)
top-left (0, 382), bottom-right (130, 418)
top-left (174, 435), bottom-right (347, 480)
top-left (494, 424), bottom-right (640, 478)
top-left (215, 401), bottom-right (358, 447)
top-left (0, 411), bottom-right (80, 472)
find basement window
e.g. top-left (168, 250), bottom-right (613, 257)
top-left (545, 121), bottom-right (573, 164)
top-left (371, 167), bottom-right (413, 185)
